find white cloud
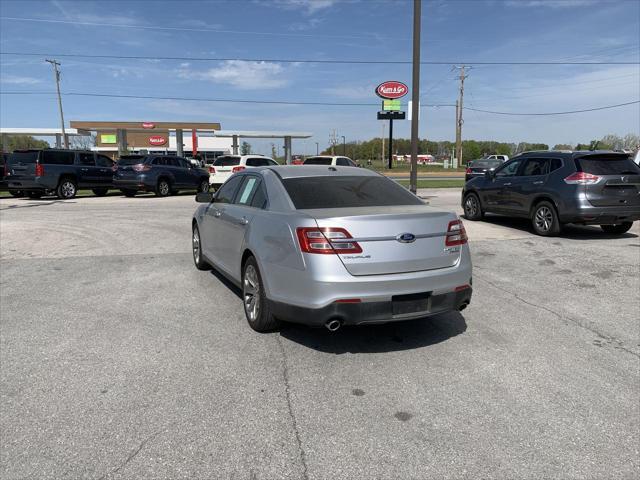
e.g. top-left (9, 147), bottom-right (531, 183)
top-left (505, 0), bottom-right (597, 8)
top-left (178, 61), bottom-right (289, 90)
top-left (271, 0), bottom-right (338, 14)
top-left (0, 75), bottom-right (42, 85)
top-left (320, 84), bottom-right (377, 99)
top-left (50, 0), bottom-right (140, 25)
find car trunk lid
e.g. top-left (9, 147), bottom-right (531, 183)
top-left (575, 154), bottom-right (640, 207)
top-left (7, 151), bottom-right (39, 177)
top-left (304, 205), bottom-right (461, 276)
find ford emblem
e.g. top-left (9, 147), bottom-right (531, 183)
top-left (396, 233), bottom-right (416, 243)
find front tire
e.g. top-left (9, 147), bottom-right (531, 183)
top-left (121, 189), bottom-right (136, 197)
top-left (192, 223), bottom-right (210, 270)
top-left (92, 188), bottom-right (108, 196)
top-left (27, 191), bottom-right (43, 199)
top-left (198, 179), bottom-right (210, 193)
top-left (601, 222), bottom-right (633, 235)
top-left (532, 201), bottom-right (561, 236)
top-left (242, 256), bottom-right (280, 332)
top-left (155, 178), bottom-right (170, 197)
top-left (463, 192), bottom-right (483, 220)
top-left (9, 190), bottom-right (23, 197)
top-left (56, 178), bottom-right (77, 199)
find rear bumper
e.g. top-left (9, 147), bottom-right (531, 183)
top-left (113, 176), bottom-right (153, 191)
top-left (209, 173), bottom-right (232, 186)
top-left (6, 176), bottom-right (56, 191)
top-left (560, 205), bottom-right (640, 224)
top-left (269, 287), bottom-right (472, 327)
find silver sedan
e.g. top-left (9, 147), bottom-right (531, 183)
top-left (192, 166), bottom-right (472, 332)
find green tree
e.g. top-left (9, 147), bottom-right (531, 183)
top-left (553, 144), bottom-right (573, 150)
top-left (240, 141), bottom-right (251, 155)
top-left (1, 135), bottom-right (50, 152)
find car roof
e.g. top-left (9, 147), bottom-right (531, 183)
top-left (261, 165), bottom-right (377, 179)
top-left (517, 150), bottom-right (629, 158)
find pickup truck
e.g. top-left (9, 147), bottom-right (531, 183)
top-left (5, 149), bottom-right (115, 199)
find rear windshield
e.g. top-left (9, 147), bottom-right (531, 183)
top-left (472, 159), bottom-right (502, 168)
top-left (8, 151), bottom-right (39, 164)
top-left (118, 155), bottom-right (146, 166)
top-left (303, 157), bottom-right (332, 165)
top-left (576, 155), bottom-right (640, 175)
top-left (213, 156), bottom-right (240, 167)
top-left (282, 176), bottom-right (423, 209)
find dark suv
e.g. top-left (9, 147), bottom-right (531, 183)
top-left (5, 149), bottom-right (115, 199)
top-left (461, 150), bottom-right (640, 236)
top-left (113, 154), bottom-right (210, 197)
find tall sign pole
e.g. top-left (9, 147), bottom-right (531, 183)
top-left (387, 118), bottom-right (393, 169)
top-left (376, 81), bottom-right (408, 171)
top-left (409, 0), bottom-right (421, 194)
top-left (46, 59), bottom-right (68, 148)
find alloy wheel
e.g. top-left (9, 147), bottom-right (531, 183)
top-left (465, 196), bottom-right (478, 217)
top-left (243, 265), bottom-right (260, 323)
top-left (159, 181), bottom-right (169, 196)
top-left (200, 180), bottom-right (209, 193)
top-left (534, 206), bottom-right (553, 232)
top-left (192, 227), bottom-right (200, 264)
top-left (61, 181), bottom-right (75, 198)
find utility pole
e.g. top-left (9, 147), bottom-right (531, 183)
top-left (46, 59), bottom-right (68, 148)
top-left (409, 0), bottom-right (421, 194)
top-left (341, 135), bottom-right (346, 155)
top-left (315, 142), bottom-right (319, 155)
top-left (381, 123), bottom-right (385, 167)
top-left (454, 65), bottom-right (468, 166)
top-left (330, 130), bottom-right (337, 155)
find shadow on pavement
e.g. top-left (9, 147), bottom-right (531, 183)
top-left (279, 311), bottom-right (467, 354)
top-left (470, 214), bottom-right (638, 240)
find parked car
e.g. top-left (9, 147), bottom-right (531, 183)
top-left (302, 155), bottom-right (357, 167)
top-left (465, 158), bottom-right (504, 182)
top-left (484, 154), bottom-right (509, 162)
top-left (461, 150), bottom-right (640, 236)
top-left (5, 149), bottom-right (115, 199)
top-left (208, 155), bottom-right (277, 190)
top-left (192, 166), bottom-right (472, 332)
top-left (113, 154), bottom-right (210, 197)
top-left (632, 149), bottom-right (640, 167)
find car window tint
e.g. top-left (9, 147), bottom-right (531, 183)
top-left (215, 176), bottom-right (243, 204)
top-left (576, 155), bottom-right (640, 175)
top-left (118, 155), bottom-right (146, 166)
top-left (267, 159), bottom-right (278, 166)
top-left (245, 158), bottom-right (266, 167)
top-left (304, 157), bottom-right (332, 165)
top-left (282, 176), bottom-right (423, 209)
top-left (8, 151), bottom-right (39, 164)
top-left (78, 153), bottom-right (95, 166)
top-left (236, 177), bottom-right (261, 205)
top-left (213, 156), bottom-right (241, 167)
top-left (96, 155), bottom-right (113, 167)
top-left (495, 159), bottom-right (522, 177)
top-left (521, 158), bottom-right (547, 176)
top-left (42, 150), bottom-right (75, 165)
top-left (251, 182), bottom-right (267, 208)
top-left (336, 158), bottom-right (350, 166)
top-left (548, 158), bottom-right (562, 173)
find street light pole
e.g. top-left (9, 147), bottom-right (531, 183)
top-left (315, 142), bottom-right (319, 155)
top-left (341, 135), bottom-right (346, 155)
top-left (45, 59), bottom-right (68, 149)
top-left (409, 0), bottom-right (421, 194)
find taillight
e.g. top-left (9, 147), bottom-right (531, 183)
top-left (232, 166), bottom-right (245, 173)
top-left (296, 227), bottom-right (362, 254)
top-left (3, 163), bottom-right (8, 176)
top-left (132, 163), bottom-right (152, 172)
top-left (208, 166), bottom-right (216, 174)
top-left (445, 219), bottom-right (468, 247)
top-left (35, 163), bottom-right (44, 177)
top-left (465, 167), bottom-right (472, 174)
top-left (111, 164), bottom-right (118, 172)
top-left (564, 172), bottom-right (600, 184)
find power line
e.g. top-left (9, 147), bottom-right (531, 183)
top-left (1, 91), bottom-right (636, 115)
top-left (0, 52), bottom-right (637, 66)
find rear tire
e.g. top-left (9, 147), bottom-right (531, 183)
top-left (463, 192), bottom-right (483, 221)
top-left (242, 256), bottom-right (280, 332)
top-left (532, 201), bottom-right (561, 236)
top-left (121, 189), bottom-right (136, 197)
top-left (9, 190), bottom-right (23, 197)
top-left (192, 223), bottom-right (210, 270)
top-left (155, 178), bottom-right (170, 197)
top-left (27, 191), bottom-right (43, 199)
top-left (198, 179), bottom-right (210, 193)
top-left (56, 178), bottom-right (77, 199)
top-left (601, 222), bottom-right (633, 235)
top-left (92, 188), bottom-right (108, 196)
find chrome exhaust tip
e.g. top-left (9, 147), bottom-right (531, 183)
top-left (458, 302), bottom-right (469, 312)
top-left (325, 319), bottom-right (342, 332)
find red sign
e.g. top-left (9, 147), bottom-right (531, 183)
top-left (376, 81), bottom-right (408, 99)
top-left (192, 130), bottom-right (198, 156)
top-left (142, 122), bottom-right (155, 129)
top-left (148, 135), bottom-right (166, 146)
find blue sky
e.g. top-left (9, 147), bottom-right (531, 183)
top-left (0, 0), bottom-right (638, 154)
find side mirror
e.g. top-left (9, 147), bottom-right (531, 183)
top-left (196, 192), bottom-right (214, 203)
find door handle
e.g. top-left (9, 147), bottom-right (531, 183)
top-left (238, 216), bottom-right (249, 226)
top-left (503, 182), bottom-right (512, 186)
top-left (213, 210), bottom-right (222, 217)
top-left (81, 168), bottom-right (89, 172)
top-left (533, 181), bottom-right (544, 185)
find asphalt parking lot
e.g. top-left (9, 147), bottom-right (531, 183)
top-left (1, 189), bottom-right (639, 479)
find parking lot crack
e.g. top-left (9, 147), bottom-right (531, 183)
top-left (276, 335), bottom-right (310, 480)
top-left (97, 429), bottom-right (163, 480)
top-left (474, 271), bottom-right (639, 359)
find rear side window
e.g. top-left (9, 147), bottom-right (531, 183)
top-left (521, 158), bottom-right (547, 176)
top-left (336, 158), bottom-right (354, 166)
top-left (213, 156), bottom-right (240, 167)
top-left (8, 151), bottom-right (39, 164)
top-left (118, 156), bottom-right (146, 166)
top-left (42, 151), bottom-right (74, 165)
top-left (282, 176), bottom-right (423, 209)
top-left (246, 158), bottom-right (270, 167)
top-left (215, 175), bottom-right (243, 204)
top-left (235, 176), bottom-right (262, 206)
top-left (304, 157), bottom-right (333, 165)
top-left (96, 155), bottom-right (114, 167)
top-left (78, 153), bottom-right (95, 166)
top-left (576, 155), bottom-right (640, 175)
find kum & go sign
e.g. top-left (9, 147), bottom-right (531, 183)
top-left (376, 81), bottom-right (408, 99)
